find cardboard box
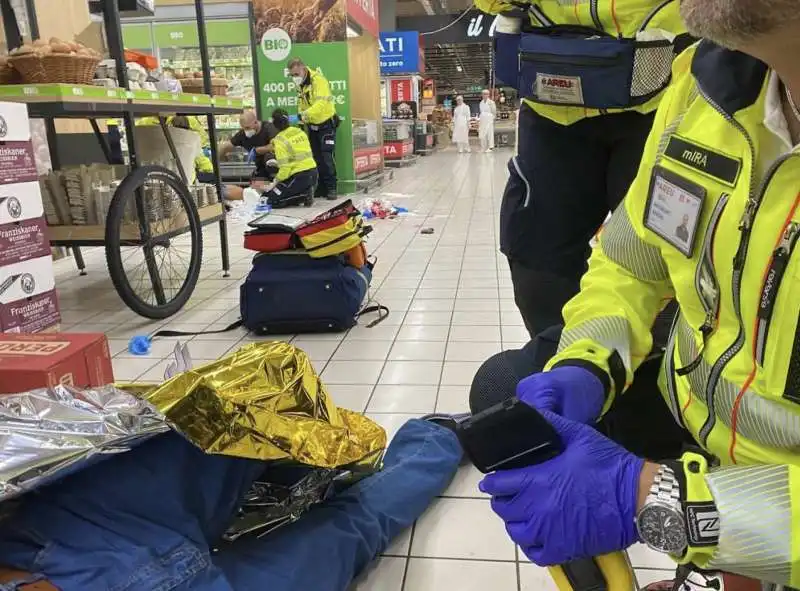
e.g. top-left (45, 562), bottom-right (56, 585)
top-left (0, 181), bottom-right (44, 225)
top-left (0, 216), bottom-right (51, 267)
top-left (0, 102), bottom-right (31, 142)
top-left (0, 142), bottom-right (38, 185)
top-left (0, 333), bottom-right (114, 394)
top-left (0, 255), bottom-right (60, 333)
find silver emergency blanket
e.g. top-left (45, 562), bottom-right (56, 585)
top-left (0, 384), bottom-right (169, 501)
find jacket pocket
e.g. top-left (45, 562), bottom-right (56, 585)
top-left (499, 156), bottom-right (535, 256)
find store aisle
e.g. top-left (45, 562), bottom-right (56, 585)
top-left (54, 148), bottom-right (675, 590)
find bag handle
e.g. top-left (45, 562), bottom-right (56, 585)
top-left (357, 304), bottom-right (389, 328)
top-left (152, 320), bottom-right (243, 339)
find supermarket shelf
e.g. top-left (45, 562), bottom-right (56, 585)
top-left (165, 61), bottom-right (252, 68)
top-left (48, 203), bottom-right (225, 247)
top-left (0, 84), bottom-right (244, 118)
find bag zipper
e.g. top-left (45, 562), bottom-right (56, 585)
top-left (676, 194), bottom-right (729, 376)
top-left (520, 52), bottom-right (622, 67)
top-left (755, 221), bottom-right (800, 366)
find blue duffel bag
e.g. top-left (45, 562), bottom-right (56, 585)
top-left (240, 252), bottom-right (387, 335)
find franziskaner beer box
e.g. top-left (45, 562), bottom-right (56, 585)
top-left (0, 255), bottom-right (60, 334)
top-left (0, 182), bottom-right (50, 267)
top-left (0, 332), bottom-right (114, 394)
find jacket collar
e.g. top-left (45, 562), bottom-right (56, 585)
top-left (691, 40), bottom-right (769, 116)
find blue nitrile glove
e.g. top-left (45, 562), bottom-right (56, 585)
top-left (516, 366), bottom-right (605, 425)
top-left (480, 410), bottom-right (644, 566)
top-left (128, 335), bottom-right (151, 355)
top-left (288, 114), bottom-right (300, 125)
top-left (247, 148), bottom-right (257, 163)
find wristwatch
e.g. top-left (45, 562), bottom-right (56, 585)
top-left (636, 464), bottom-right (688, 555)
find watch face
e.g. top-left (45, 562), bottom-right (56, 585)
top-left (637, 503), bottom-right (688, 554)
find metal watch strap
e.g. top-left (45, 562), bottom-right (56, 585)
top-left (648, 464), bottom-right (682, 509)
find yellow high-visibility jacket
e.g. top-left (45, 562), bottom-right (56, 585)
top-left (474, 0), bottom-right (687, 126)
top-left (298, 68), bottom-right (336, 125)
top-left (545, 42), bottom-right (800, 586)
top-left (273, 126), bottom-right (316, 182)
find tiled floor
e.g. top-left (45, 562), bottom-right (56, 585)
top-left (53, 148), bottom-right (675, 590)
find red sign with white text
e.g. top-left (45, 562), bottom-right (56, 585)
top-left (390, 79), bottom-right (414, 104)
top-left (383, 140), bottom-right (413, 160)
top-left (347, 0), bottom-right (379, 38)
top-left (354, 147), bottom-right (383, 175)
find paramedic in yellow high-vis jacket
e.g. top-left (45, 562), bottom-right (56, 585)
top-left (472, 1), bottom-right (800, 589)
top-left (259, 109), bottom-right (317, 209)
top-left (288, 57), bottom-right (339, 201)
top-left (481, 0), bottom-right (691, 339)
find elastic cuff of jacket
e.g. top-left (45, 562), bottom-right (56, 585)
top-left (666, 454), bottom-right (719, 567)
top-left (551, 359), bottom-right (612, 402)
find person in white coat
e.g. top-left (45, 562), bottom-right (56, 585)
top-left (452, 96), bottom-right (471, 153)
top-left (478, 89), bottom-right (497, 152)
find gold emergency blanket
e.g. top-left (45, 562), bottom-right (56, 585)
top-left (123, 342), bottom-right (385, 471)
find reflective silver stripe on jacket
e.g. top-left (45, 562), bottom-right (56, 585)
top-left (705, 464), bottom-right (792, 585)
top-left (601, 205), bottom-right (669, 282)
top-left (675, 314), bottom-right (800, 450)
top-left (558, 315), bottom-right (634, 374)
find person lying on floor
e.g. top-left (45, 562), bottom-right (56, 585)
top-left (257, 109), bottom-right (319, 209)
top-left (0, 415), bottom-right (463, 591)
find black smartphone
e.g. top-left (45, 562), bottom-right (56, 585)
top-left (456, 397), bottom-right (563, 474)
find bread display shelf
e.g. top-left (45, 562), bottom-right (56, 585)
top-left (48, 203), bottom-right (224, 245)
top-left (0, 84), bottom-right (244, 116)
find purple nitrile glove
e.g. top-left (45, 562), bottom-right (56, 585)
top-left (516, 365), bottom-right (605, 424)
top-left (479, 410), bottom-right (644, 566)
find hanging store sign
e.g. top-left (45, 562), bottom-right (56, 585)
top-left (397, 11), bottom-right (496, 44)
top-left (422, 78), bottom-right (435, 99)
top-left (389, 78), bottom-right (414, 103)
top-left (391, 100), bottom-right (417, 120)
top-left (379, 31), bottom-right (420, 75)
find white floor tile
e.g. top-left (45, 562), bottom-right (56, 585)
top-left (451, 311), bottom-right (501, 326)
top-left (449, 325), bottom-right (502, 342)
top-left (442, 464), bottom-right (486, 499)
top-left (396, 325), bottom-right (450, 342)
top-left (347, 324), bottom-right (401, 341)
top-left (380, 361), bottom-right (443, 386)
top-left (291, 340), bottom-right (341, 362)
top-left (367, 385), bottom-right (438, 414)
top-left (185, 339), bottom-right (238, 360)
top-left (333, 340), bottom-right (394, 361)
top-left (112, 357), bottom-right (162, 382)
top-left (411, 498), bottom-right (515, 561)
top-left (445, 341), bottom-right (501, 362)
top-left (409, 299), bottom-right (454, 312)
top-left (327, 384), bottom-right (374, 413)
top-left (435, 385), bottom-right (471, 414)
top-left (404, 558), bottom-right (517, 591)
top-left (402, 312), bottom-right (453, 326)
top-left (323, 361), bottom-right (384, 385)
top-left (350, 556), bottom-right (406, 591)
top-left (365, 413), bottom-right (420, 442)
top-left (388, 341), bottom-right (446, 362)
top-left (519, 563), bottom-right (560, 591)
top-left (440, 361), bottom-right (484, 386)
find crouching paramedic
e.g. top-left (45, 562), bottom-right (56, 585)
top-left (288, 57), bottom-right (339, 200)
top-left (474, 1), bottom-right (800, 588)
top-left (260, 109), bottom-right (317, 209)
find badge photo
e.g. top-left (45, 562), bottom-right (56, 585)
top-left (644, 167), bottom-right (706, 257)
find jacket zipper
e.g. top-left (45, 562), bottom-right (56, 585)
top-left (519, 52), bottom-right (622, 67)
top-left (664, 312), bottom-right (686, 428)
top-left (755, 221), bottom-right (800, 366)
top-left (512, 156), bottom-right (533, 209)
top-left (589, 0), bottom-right (603, 31)
top-left (676, 194), bottom-right (729, 376)
top-left (638, 0), bottom-right (677, 31)
top-left (696, 85), bottom-right (759, 447)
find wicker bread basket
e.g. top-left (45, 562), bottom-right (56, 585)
top-left (0, 63), bottom-right (18, 84)
top-left (9, 53), bottom-right (100, 85)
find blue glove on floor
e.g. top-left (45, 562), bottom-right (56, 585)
top-left (247, 148), bottom-right (257, 163)
top-left (480, 410), bottom-right (643, 566)
top-left (516, 365), bottom-right (605, 424)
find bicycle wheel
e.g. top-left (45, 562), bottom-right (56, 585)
top-left (105, 165), bottom-right (203, 319)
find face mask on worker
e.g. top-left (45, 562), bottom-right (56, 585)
top-left (292, 74), bottom-right (305, 87)
top-left (244, 128), bottom-right (256, 138)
